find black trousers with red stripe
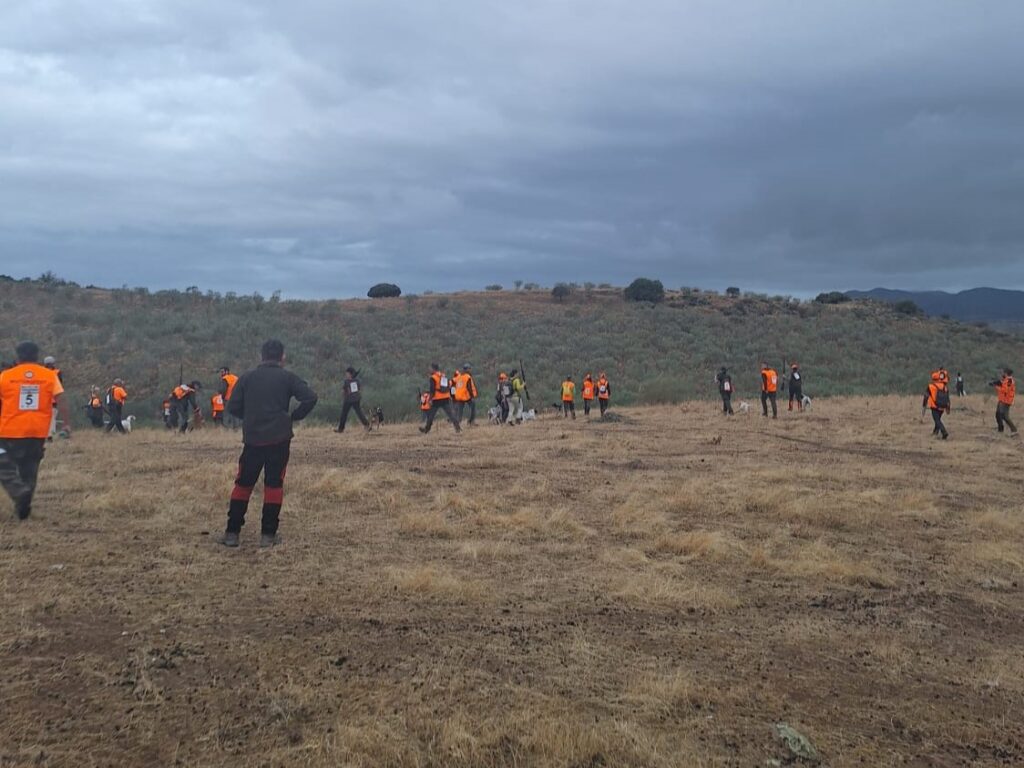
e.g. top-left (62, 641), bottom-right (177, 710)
top-left (227, 441), bottom-right (290, 535)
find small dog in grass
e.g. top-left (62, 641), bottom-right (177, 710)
top-left (488, 407), bottom-right (502, 424)
top-left (370, 405), bottom-right (385, 429)
top-left (801, 395), bottom-right (812, 410)
top-left (738, 401), bottom-right (751, 414)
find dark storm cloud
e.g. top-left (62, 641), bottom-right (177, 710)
top-left (2, 1), bottom-right (1023, 296)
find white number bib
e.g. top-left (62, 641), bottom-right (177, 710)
top-left (439, 376), bottom-right (448, 388)
top-left (349, 382), bottom-right (359, 393)
top-left (19, 384), bottom-right (40, 411)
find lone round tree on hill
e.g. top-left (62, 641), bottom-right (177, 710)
top-left (624, 277), bottom-right (665, 304)
top-left (894, 299), bottom-right (922, 316)
top-left (367, 283), bottom-right (401, 299)
top-left (551, 283), bottom-right (571, 302)
top-left (815, 291), bottom-right (851, 304)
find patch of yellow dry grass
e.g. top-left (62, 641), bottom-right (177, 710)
top-left (397, 510), bottom-right (452, 538)
top-left (610, 571), bottom-right (741, 613)
top-left (652, 529), bottom-right (741, 560)
top-left (388, 565), bottom-right (488, 602)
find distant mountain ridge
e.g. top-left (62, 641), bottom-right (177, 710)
top-left (845, 287), bottom-right (1024, 323)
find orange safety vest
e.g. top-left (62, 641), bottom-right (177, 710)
top-left (597, 378), bottom-right (610, 400)
top-left (927, 381), bottom-right (948, 410)
top-left (173, 385), bottom-right (192, 400)
top-left (221, 373), bottom-right (238, 401)
top-left (761, 369), bottom-right (778, 393)
top-left (582, 379), bottom-right (595, 400)
top-left (997, 377), bottom-right (1016, 406)
top-left (0, 364), bottom-right (64, 439)
top-left (929, 382), bottom-right (950, 411)
top-left (212, 394), bottom-right (225, 413)
top-left (431, 371), bottom-right (450, 401)
top-left (110, 386), bottom-right (127, 404)
top-left (419, 392), bottom-right (431, 411)
top-left (562, 381), bottom-right (575, 401)
top-left (89, 396), bottom-right (102, 409)
top-left (452, 372), bottom-right (471, 402)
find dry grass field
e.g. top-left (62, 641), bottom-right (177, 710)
top-left (1, 395), bottom-right (1022, 767)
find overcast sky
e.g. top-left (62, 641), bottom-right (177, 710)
top-left (2, 1), bottom-right (1023, 298)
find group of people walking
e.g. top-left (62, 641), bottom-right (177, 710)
top-left (414, 366), bottom-right (613, 429)
top-left (417, 363), bottom-right (479, 433)
top-left (924, 366), bottom-right (1017, 440)
top-left (559, 373), bottom-right (612, 419)
top-left (715, 362), bottom-right (805, 418)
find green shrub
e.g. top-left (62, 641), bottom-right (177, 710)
top-left (815, 291), bottom-right (851, 304)
top-left (894, 300), bottom-right (922, 316)
top-left (624, 278), bottom-right (665, 304)
top-left (367, 283), bottom-right (402, 298)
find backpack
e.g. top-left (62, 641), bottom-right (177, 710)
top-left (500, 380), bottom-right (513, 398)
top-left (934, 386), bottom-right (950, 410)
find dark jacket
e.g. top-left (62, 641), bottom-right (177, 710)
top-left (343, 377), bottom-right (362, 403)
top-left (716, 371), bottom-right (732, 395)
top-left (788, 370), bottom-right (802, 392)
top-left (227, 362), bottom-right (318, 445)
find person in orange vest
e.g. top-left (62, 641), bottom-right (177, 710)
top-left (105, 378), bottom-right (129, 433)
top-left (419, 390), bottom-right (431, 423)
top-left (419, 363), bottom-right (461, 434)
top-left (85, 386), bottom-right (105, 428)
top-left (218, 367), bottom-right (240, 428)
top-left (0, 341), bottom-right (70, 519)
top-left (989, 368), bottom-right (1018, 436)
top-left (171, 381), bottom-right (201, 433)
top-left (922, 371), bottom-right (950, 439)
top-left (561, 375), bottom-right (576, 419)
top-left (452, 364), bottom-right (479, 426)
top-left (596, 372), bottom-right (611, 417)
top-left (211, 392), bottom-right (225, 426)
top-left (760, 362), bottom-right (779, 419)
top-left (581, 373), bottom-right (595, 417)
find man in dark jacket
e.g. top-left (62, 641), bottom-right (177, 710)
top-left (335, 366), bottom-right (370, 433)
top-left (715, 367), bottom-right (734, 415)
top-left (222, 339), bottom-right (318, 548)
top-left (787, 363), bottom-right (803, 411)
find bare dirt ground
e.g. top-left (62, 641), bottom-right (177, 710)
top-left (1, 395), bottom-right (1022, 767)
